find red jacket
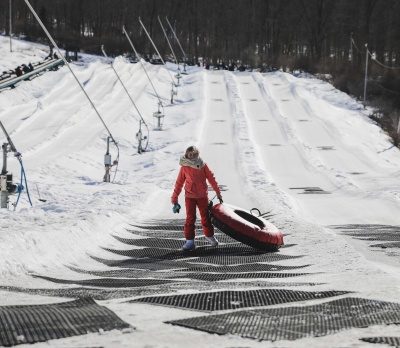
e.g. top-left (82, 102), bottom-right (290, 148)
top-left (171, 164), bottom-right (220, 204)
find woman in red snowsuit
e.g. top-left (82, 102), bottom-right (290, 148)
top-left (171, 146), bottom-right (223, 250)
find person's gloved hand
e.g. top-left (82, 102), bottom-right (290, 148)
top-left (217, 194), bottom-right (223, 204)
top-left (172, 203), bottom-right (181, 213)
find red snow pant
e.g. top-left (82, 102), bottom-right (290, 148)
top-left (184, 197), bottom-right (214, 240)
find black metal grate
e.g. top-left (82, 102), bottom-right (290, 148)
top-left (290, 187), bottom-right (331, 194)
top-left (88, 255), bottom-right (312, 275)
top-left (125, 228), bottom-right (260, 245)
top-left (1, 281), bottom-right (322, 301)
top-left (126, 226), bottom-right (286, 246)
top-left (90, 255), bottom-right (199, 271)
top-left (167, 272), bottom-right (312, 281)
top-left (346, 234), bottom-right (400, 241)
top-left (332, 224), bottom-right (400, 253)
top-left (360, 337), bottom-right (400, 346)
top-left (101, 247), bottom-right (192, 260)
top-left (107, 236), bottom-right (299, 265)
top-left (332, 225), bottom-right (400, 234)
top-left (166, 297), bottom-right (400, 341)
top-left (371, 242), bottom-right (400, 249)
top-left (335, 226), bottom-right (400, 238)
top-left (132, 289), bottom-right (349, 311)
top-left (126, 230), bottom-right (189, 238)
top-left (102, 244), bottom-right (282, 260)
top-left (32, 274), bottom-right (177, 288)
top-left (0, 297), bottom-right (130, 346)
top-left (331, 224), bottom-right (391, 229)
top-left (172, 263), bottom-right (310, 273)
top-left (124, 230), bottom-right (233, 241)
top-left (7, 217), bottom-right (324, 335)
top-left (112, 236), bottom-right (211, 249)
top-left (186, 253), bottom-right (303, 265)
top-left (129, 221), bottom-right (195, 231)
top-left (68, 267), bottom-right (308, 280)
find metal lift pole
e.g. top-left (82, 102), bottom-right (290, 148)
top-left (0, 121), bottom-right (19, 208)
top-left (24, 0), bottom-right (117, 145)
top-left (0, 120), bottom-right (17, 176)
top-left (122, 26), bottom-right (163, 106)
top-left (24, 0), bottom-right (120, 182)
top-left (101, 46), bottom-right (149, 151)
top-left (104, 137), bottom-right (111, 182)
top-left (158, 16), bottom-right (180, 73)
top-left (139, 17), bottom-right (177, 87)
top-left (166, 17), bottom-right (188, 72)
top-left (122, 27), bottom-right (165, 130)
top-left (158, 16), bottom-right (181, 86)
top-left (0, 121), bottom-right (17, 155)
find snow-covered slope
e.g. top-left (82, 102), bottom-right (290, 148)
top-left (1, 36), bottom-right (400, 348)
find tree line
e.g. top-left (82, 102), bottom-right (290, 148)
top-left (1, 0), bottom-right (399, 68)
top-left (1, 0), bottom-right (400, 142)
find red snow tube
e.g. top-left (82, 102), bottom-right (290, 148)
top-left (210, 203), bottom-right (284, 251)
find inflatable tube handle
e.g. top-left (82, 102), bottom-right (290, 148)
top-left (250, 208), bottom-right (262, 216)
top-left (209, 194), bottom-right (223, 209)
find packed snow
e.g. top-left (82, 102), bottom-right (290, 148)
top-left (1, 36), bottom-right (400, 347)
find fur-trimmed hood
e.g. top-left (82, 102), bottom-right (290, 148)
top-left (179, 155), bottom-right (205, 169)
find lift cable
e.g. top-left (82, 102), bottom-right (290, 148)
top-left (367, 51), bottom-right (400, 70)
top-left (139, 17), bottom-right (177, 87)
top-left (24, 0), bottom-right (120, 183)
top-left (158, 16), bottom-right (179, 68)
top-left (123, 27), bottom-right (165, 129)
top-left (165, 17), bottom-right (188, 71)
top-left (24, 0), bottom-right (119, 149)
top-left (122, 26), bottom-right (165, 116)
top-left (101, 45), bottom-right (149, 151)
top-left (352, 38), bottom-right (400, 70)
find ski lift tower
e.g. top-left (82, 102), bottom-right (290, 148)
top-left (171, 83), bottom-right (178, 104)
top-left (175, 69), bottom-right (182, 84)
top-left (0, 121), bottom-right (20, 208)
top-left (136, 120), bottom-right (147, 154)
top-left (153, 102), bottom-right (164, 130)
top-left (103, 136), bottom-right (117, 183)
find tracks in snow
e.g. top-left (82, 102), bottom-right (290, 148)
top-left (231, 71), bottom-right (400, 226)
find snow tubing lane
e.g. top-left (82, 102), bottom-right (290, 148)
top-left (210, 203), bottom-right (283, 251)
